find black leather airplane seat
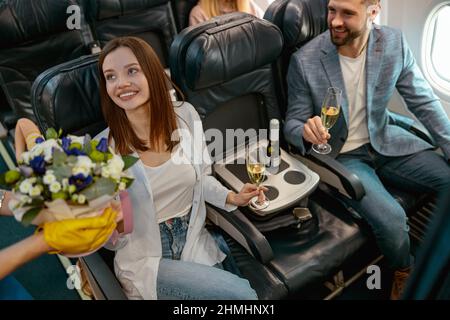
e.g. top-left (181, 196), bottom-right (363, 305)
top-left (83, 0), bottom-right (177, 67)
top-left (169, 12), bottom-right (367, 298)
top-left (170, 0), bottom-right (198, 31)
top-left (0, 0), bottom-right (93, 129)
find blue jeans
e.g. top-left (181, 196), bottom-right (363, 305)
top-left (156, 214), bottom-right (257, 300)
top-left (336, 144), bottom-right (450, 269)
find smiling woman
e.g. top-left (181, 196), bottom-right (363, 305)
top-left (99, 38), bottom-right (179, 156)
top-left (94, 36), bottom-right (264, 300)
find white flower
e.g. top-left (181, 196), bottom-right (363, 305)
top-left (107, 155), bottom-right (125, 180)
top-left (67, 135), bottom-right (85, 146)
top-left (76, 156), bottom-right (94, 170)
top-left (72, 166), bottom-right (90, 177)
top-left (30, 144), bottom-right (44, 158)
top-left (77, 194), bottom-right (86, 204)
top-left (20, 151), bottom-right (31, 165)
top-left (29, 185), bottom-right (42, 197)
top-left (49, 181), bottom-right (62, 193)
top-left (19, 179), bottom-right (33, 194)
top-left (101, 166), bottom-right (110, 178)
top-left (118, 182), bottom-right (126, 191)
top-left (39, 139), bottom-right (63, 162)
top-left (43, 172), bottom-right (56, 185)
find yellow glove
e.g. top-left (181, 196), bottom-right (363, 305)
top-left (38, 207), bottom-right (117, 254)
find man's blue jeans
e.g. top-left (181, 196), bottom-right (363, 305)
top-left (156, 214), bottom-right (258, 300)
top-left (336, 144), bottom-right (450, 270)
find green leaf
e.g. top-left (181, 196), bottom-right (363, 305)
top-left (45, 128), bottom-right (58, 140)
top-left (58, 128), bottom-right (63, 138)
top-left (122, 155), bottom-right (139, 171)
top-left (22, 207), bottom-right (42, 227)
top-left (53, 149), bottom-right (67, 166)
top-left (80, 177), bottom-right (116, 201)
top-left (51, 165), bottom-right (72, 180)
top-left (83, 135), bottom-right (92, 155)
top-left (67, 156), bottom-right (78, 165)
top-left (121, 177), bottom-right (134, 189)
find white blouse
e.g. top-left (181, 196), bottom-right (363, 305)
top-left (144, 146), bottom-right (196, 223)
top-left (99, 102), bottom-right (237, 300)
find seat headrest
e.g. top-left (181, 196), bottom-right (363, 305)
top-left (32, 55), bottom-right (105, 136)
top-left (0, 0), bottom-right (80, 48)
top-left (91, 0), bottom-right (169, 20)
top-left (184, 13), bottom-right (283, 90)
top-left (267, 0), bottom-right (328, 49)
top-left (171, 0), bottom-right (198, 31)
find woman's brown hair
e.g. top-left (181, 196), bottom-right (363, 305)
top-left (98, 36), bottom-right (183, 154)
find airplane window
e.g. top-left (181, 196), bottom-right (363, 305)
top-left (430, 5), bottom-right (450, 81)
top-left (422, 3), bottom-right (450, 95)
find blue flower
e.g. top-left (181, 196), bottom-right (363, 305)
top-left (62, 136), bottom-right (86, 156)
top-left (62, 136), bottom-right (71, 151)
top-left (35, 137), bottom-right (44, 144)
top-left (66, 148), bottom-right (86, 156)
top-left (69, 174), bottom-right (93, 191)
top-left (29, 156), bottom-right (46, 175)
top-left (96, 137), bottom-right (108, 153)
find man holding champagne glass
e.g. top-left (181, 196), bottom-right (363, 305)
top-left (284, 0), bottom-right (450, 299)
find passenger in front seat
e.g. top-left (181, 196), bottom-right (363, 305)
top-left (189, 0), bottom-right (264, 26)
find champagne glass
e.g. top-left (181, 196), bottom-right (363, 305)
top-left (312, 87), bottom-right (342, 155)
top-left (246, 142), bottom-right (270, 210)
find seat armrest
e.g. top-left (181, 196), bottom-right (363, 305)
top-left (290, 148), bottom-right (366, 200)
top-left (206, 204), bottom-right (274, 264)
top-left (409, 125), bottom-right (436, 146)
top-left (0, 121), bottom-right (6, 139)
top-left (79, 253), bottom-right (127, 300)
top-left (389, 111), bottom-right (436, 145)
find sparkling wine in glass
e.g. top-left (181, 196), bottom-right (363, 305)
top-left (312, 87), bottom-right (342, 155)
top-left (246, 142), bottom-right (270, 210)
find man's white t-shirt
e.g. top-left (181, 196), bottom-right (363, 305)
top-left (339, 47), bottom-right (370, 154)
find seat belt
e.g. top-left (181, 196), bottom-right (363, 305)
top-left (78, 5), bottom-right (101, 54)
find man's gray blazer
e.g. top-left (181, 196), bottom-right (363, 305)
top-left (284, 25), bottom-right (450, 159)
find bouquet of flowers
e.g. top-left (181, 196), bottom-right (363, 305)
top-left (0, 128), bottom-right (138, 231)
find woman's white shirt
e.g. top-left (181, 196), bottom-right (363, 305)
top-left (144, 145), bottom-right (196, 223)
top-left (97, 102), bottom-right (237, 300)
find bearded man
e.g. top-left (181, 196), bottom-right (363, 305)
top-left (284, 0), bottom-right (450, 299)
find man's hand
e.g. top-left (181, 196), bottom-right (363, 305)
top-left (303, 116), bottom-right (330, 145)
top-left (40, 207), bottom-right (117, 254)
top-left (227, 183), bottom-right (268, 207)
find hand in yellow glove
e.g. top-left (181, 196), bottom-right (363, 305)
top-left (38, 207), bottom-right (117, 255)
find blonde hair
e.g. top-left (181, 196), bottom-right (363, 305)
top-left (199, 0), bottom-right (252, 19)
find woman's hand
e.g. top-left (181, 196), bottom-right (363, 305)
top-left (226, 183), bottom-right (268, 207)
